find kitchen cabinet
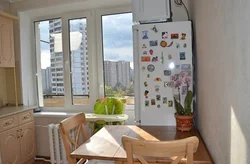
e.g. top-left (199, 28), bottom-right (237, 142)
top-left (0, 109), bottom-right (36, 164)
top-left (0, 15), bottom-right (15, 67)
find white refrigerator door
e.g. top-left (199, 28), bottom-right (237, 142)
top-left (133, 21), bottom-right (193, 126)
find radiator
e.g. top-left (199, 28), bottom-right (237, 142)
top-left (48, 124), bottom-right (68, 164)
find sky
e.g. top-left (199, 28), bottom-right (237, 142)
top-left (38, 13), bottom-right (133, 69)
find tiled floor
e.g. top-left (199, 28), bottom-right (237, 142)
top-left (33, 160), bottom-right (51, 164)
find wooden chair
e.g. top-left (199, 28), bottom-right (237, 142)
top-left (122, 136), bottom-right (199, 164)
top-left (59, 113), bottom-right (89, 164)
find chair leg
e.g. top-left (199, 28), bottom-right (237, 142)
top-left (186, 143), bottom-right (194, 164)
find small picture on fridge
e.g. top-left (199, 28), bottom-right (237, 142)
top-left (181, 64), bottom-right (191, 71)
top-left (164, 70), bottom-right (171, 76)
top-left (149, 40), bottom-right (158, 46)
top-left (180, 52), bottom-right (186, 60)
top-left (156, 95), bottom-right (161, 101)
top-left (168, 100), bottom-right (173, 107)
top-left (162, 32), bottom-right (168, 39)
top-left (151, 99), bottom-right (156, 105)
top-left (142, 31), bottom-right (149, 39)
top-left (171, 33), bottom-right (179, 39)
top-left (145, 100), bottom-right (149, 107)
top-left (163, 97), bottom-right (168, 104)
top-left (181, 33), bottom-right (186, 40)
top-left (182, 86), bottom-right (187, 95)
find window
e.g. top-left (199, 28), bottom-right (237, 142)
top-left (102, 13), bottom-right (134, 104)
top-left (35, 18), bottom-right (65, 107)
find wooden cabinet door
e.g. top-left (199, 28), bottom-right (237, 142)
top-left (19, 121), bottom-right (36, 163)
top-left (0, 127), bottom-right (21, 164)
top-left (0, 16), bottom-right (15, 67)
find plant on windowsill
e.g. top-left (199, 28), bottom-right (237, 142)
top-left (172, 71), bottom-right (194, 132)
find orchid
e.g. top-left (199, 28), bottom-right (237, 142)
top-left (174, 80), bottom-right (182, 89)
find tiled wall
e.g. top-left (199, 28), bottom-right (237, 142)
top-left (191, 0), bottom-right (250, 163)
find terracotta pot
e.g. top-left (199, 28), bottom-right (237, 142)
top-left (175, 113), bottom-right (194, 132)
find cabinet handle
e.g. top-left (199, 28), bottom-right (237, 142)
top-left (4, 120), bottom-right (14, 126)
top-left (16, 129), bottom-right (20, 138)
top-left (20, 129), bottom-right (23, 137)
top-left (23, 114), bottom-right (30, 120)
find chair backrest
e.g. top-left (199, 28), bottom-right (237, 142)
top-left (59, 113), bottom-right (89, 164)
top-left (122, 136), bottom-right (199, 164)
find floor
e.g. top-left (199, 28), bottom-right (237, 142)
top-left (33, 160), bottom-right (50, 164)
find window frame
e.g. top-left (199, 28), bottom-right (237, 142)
top-left (33, 6), bottom-right (133, 112)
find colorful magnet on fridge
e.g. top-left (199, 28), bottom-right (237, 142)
top-left (144, 90), bottom-right (149, 98)
top-left (149, 49), bottom-right (154, 55)
top-left (147, 74), bottom-right (150, 78)
top-left (142, 44), bottom-right (147, 48)
top-left (144, 81), bottom-right (148, 87)
top-left (162, 32), bottom-right (168, 39)
top-left (163, 97), bottom-right (168, 104)
top-left (141, 56), bottom-right (151, 62)
top-left (161, 52), bottom-right (164, 64)
top-left (145, 100), bottom-right (149, 107)
top-left (183, 43), bottom-right (187, 48)
top-left (156, 95), bottom-right (161, 101)
top-left (142, 66), bottom-right (146, 71)
top-left (147, 64), bottom-right (155, 72)
top-left (176, 43), bottom-right (180, 48)
top-left (149, 40), bottom-right (158, 46)
top-left (151, 25), bottom-right (158, 33)
top-left (151, 99), bottom-right (156, 105)
top-left (180, 52), bottom-right (186, 60)
top-left (155, 85), bottom-right (160, 92)
top-left (142, 31), bottom-right (149, 39)
top-left (164, 70), bottom-right (171, 76)
top-left (175, 65), bottom-right (181, 70)
top-left (167, 41), bottom-right (174, 47)
top-left (157, 104), bottom-right (161, 108)
top-left (160, 41), bottom-right (167, 47)
top-left (164, 81), bottom-right (174, 88)
top-left (171, 33), bottom-right (179, 39)
top-left (168, 54), bottom-right (172, 60)
top-left (181, 33), bottom-right (186, 40)
top-left (168, 100), bottom-right (173, 107)
top-left (143, 51), bottom-right (148, 55)
top-left (152, 56), bottom-right (158, 62)
top-left (181, 64), bottom-right (191, 71)
top-left (154, 77), bottom-right (162, 82)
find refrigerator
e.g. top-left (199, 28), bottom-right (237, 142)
top-left (133, 21), bottom-right (193, 126)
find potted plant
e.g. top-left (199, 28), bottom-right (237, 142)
top-left (172, 71), bottom-right (194, 132)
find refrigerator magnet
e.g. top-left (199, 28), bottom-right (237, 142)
top-left (156, 95), bottom-right (161, 101)
top-left (164, 81), bottom-right (174, 88)
top-left (147, 74), bottom-right (150, 78)
top-left (149, 49), bottom-right (154, 55)
top-left (183, 43), bottom-right (187, 48)
top-left (171, 33), bottom-right (179, 39)
top-left (143, 51), bottom-right (148, 55)
top-left (152, 56), bottom-right (158, 62)
top-left (181, 64), bottom-right (191, 71)
top-left (141, 56), bottom-right (151, 62)
top-left (157, 104), bottom-right (161, 108)
top-left (155, 85), bottom-right (160, 92)
top-left (167, 41), bottom-right (174, 47)
top-left (168, 54), bottom-right (172, 60)
top-left (144, 90), bottom-right (149, 98)
top-left (162, 32), bottom-right (168, 39)
top-left (180, 52), bottom-right (186, 60)
top-left (151, 25), bottom-right (158, 33)
top-left (163, 97), bottom-right (168, 104)
top-left (154, 77), bottom-right (162, 82)
top-left (151, 99), bottom-right (156, 105)
top-left (181, 33), bottom-right (186, 40)
top-left (168, 100), bottom-right (173, 107)
top-left (164, 70), bottom-right (171, 76)
top-left (142, 66), bottom-right (146, 71)
top-left (176, 43), bottom-right (180, 48)
top-left (149, 40), bottom-right (158, 46)
top-left (142, 31), bottom-right (149, 39)
top-left (145, 100), bottom-right (149, 107)
top-left (142, 44), bottom-right (147, 48)
top-left (160, 41), bottom-right (167, 47)
top-left (147, 64), bottom-right (155, 72)
top-left (144, 81), bottom-right (148, 87)
top-left (161, 53), bottom-right (164, 64)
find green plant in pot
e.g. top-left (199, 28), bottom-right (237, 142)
top-left (172, 71), bottom-right (194, 132)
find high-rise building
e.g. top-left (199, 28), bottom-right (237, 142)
top-left (49, 19), bottom-right (89, 95)
top-left (104, 60), bottom-right (131, 88)
top-left (41, 67), bottom-right (51, 94)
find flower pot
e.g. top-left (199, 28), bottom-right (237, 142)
top-left (175, 113), bottom-right (194, 132)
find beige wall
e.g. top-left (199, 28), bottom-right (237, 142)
top-left (191, 0), bottom-right (250, 163)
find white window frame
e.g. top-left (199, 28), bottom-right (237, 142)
top-left (31, 5), bottom-right (133, 112)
